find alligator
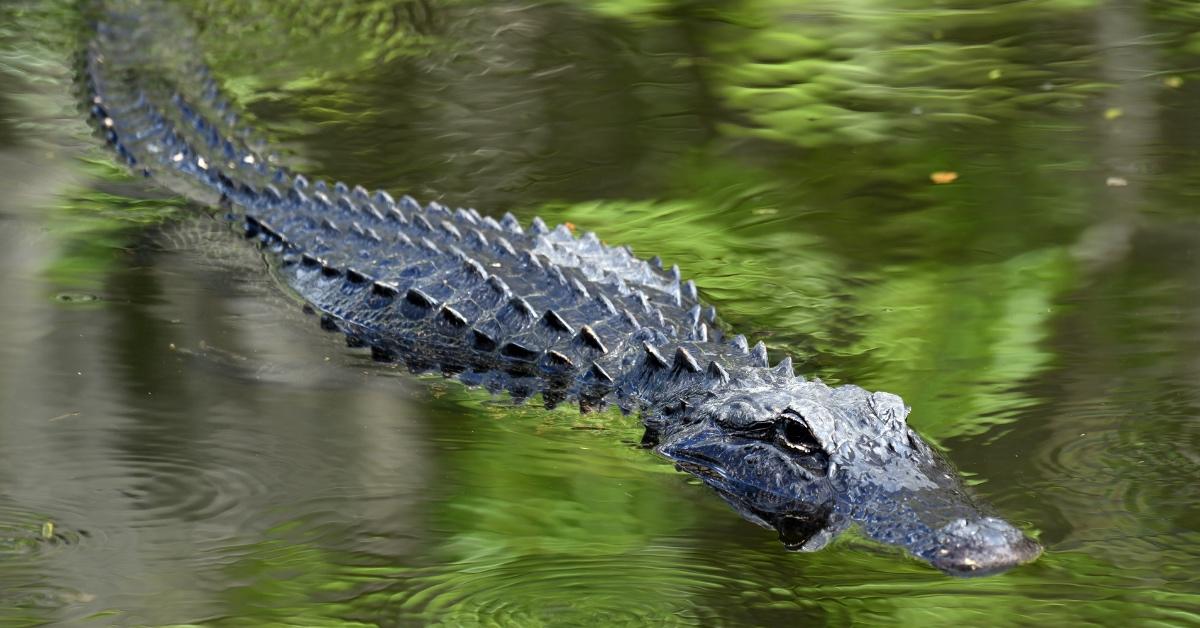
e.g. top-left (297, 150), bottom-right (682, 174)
top-left (77, 0), bottom-right (1041, 576)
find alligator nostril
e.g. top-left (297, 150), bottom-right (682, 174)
top-left (933, 539), bottom-right (1042, 577)
top-left (929, 518), bottom-right (1043, 577)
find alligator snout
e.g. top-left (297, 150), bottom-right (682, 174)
top-left (927, 517), bottom-right (1042, 577)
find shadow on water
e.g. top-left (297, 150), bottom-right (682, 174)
top-left (1, 0), bottom-right (1200, 624)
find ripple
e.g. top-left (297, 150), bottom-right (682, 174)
top-left (0, 500), bottom-right (103, 621)
top-left (0, 491), bottom-right (117, 559)
top-left (1036, 426), bottom-right (1120, 497)
top-left (344, 548), bottom-right (731, 626)
top-left (0, 505), bottom-right (90, 557)
top-left (113, 454), bottom-right (275, 526)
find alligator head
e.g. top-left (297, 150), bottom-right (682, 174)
top-left (649, 377), bottom-right (1041, 576)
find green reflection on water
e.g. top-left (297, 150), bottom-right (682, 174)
top-left (1, 0), bottom-right (1200, 625)
top-left (44, 182), bottom-right (185, 292)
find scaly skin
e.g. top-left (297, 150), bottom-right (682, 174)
top-left (78, 0), bottom-right (1041, 576)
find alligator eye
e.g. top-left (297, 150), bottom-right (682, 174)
top-left (778, 414), bottom-right (822, 454)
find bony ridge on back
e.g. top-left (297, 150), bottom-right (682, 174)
top-left (78, 0), bottom-right (1041, 576)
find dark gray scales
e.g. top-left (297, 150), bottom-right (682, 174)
top-left (78, 0), bottom-right (1042, 577)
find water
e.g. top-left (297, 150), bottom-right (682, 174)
top-left (1, 0), bottom-right (1199, 624)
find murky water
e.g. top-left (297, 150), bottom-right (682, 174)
top-left (2, 0), bottom-right (1199, 625)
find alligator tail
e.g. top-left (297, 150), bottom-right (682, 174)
top-left (79, 0), bottom-right (770, 412)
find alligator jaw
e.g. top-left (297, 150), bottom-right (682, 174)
top-left (660, 427), bottom-right (1044, 576)
top-left (650, 382), bottom-right (1042, 576)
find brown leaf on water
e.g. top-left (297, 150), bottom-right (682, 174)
top-left (930, 171), bottom-right (959, 184)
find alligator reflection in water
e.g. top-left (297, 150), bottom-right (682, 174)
top-left (79, 0), bottom-right (1040, 576)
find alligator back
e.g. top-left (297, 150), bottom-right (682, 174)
top-left (78, 0), bottom-right (1045, 577)
top-left (81, 0), bottom-right (773, 413)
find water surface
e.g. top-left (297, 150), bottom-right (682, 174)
top-left (1, 0), bottom-right (1199, 625)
